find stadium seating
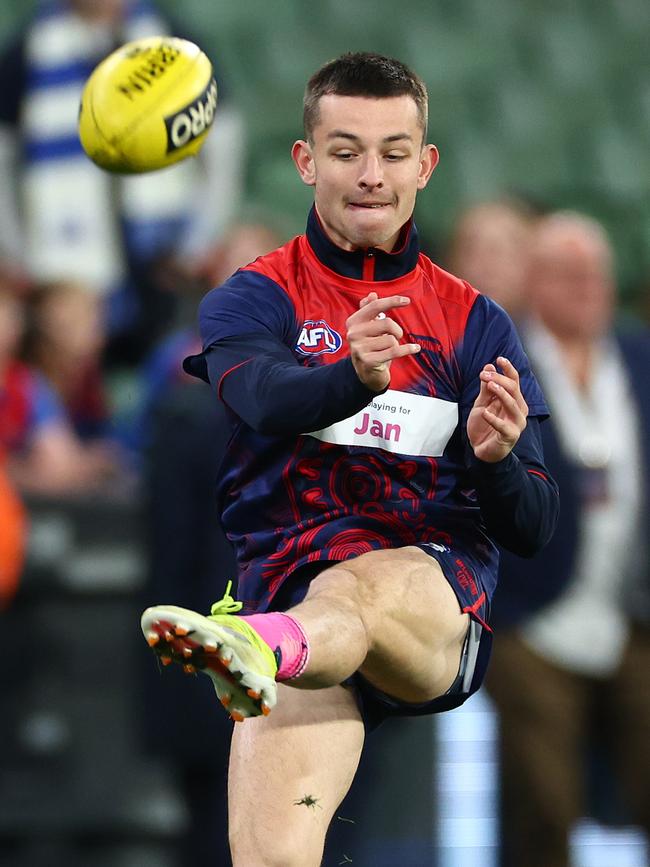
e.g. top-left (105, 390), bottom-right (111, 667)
top-left (4, 0), bottom-right (649, 299)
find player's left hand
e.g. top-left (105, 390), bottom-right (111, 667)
top-left (467, 357), bottom-right (528, 463)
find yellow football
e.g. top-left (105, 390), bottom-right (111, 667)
top-left (78, 35), bottom-right (217, 174)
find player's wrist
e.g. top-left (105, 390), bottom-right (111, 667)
top-left (469, 450), bottom-right (518, 473)
top-left (360, 373), bottom-right (390, 393)
top-left (351, 360), bottom-right (389, 393)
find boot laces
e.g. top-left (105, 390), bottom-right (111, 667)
top-left (209, 579), bottom-right (243, 618)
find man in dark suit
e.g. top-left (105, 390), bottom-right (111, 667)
top-left (486, 211), bottom-right (650, 867)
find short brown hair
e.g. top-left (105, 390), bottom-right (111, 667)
top-left (303, 52), bottom-right (428, 143)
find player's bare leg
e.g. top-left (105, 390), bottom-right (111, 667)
top-left (227, 548), bottom-right (466, 865)
top-left (141, 546), bottom-right (468, 716)
top-left (288, 546), bottom-right (469, 703)
top-left (228, 683), bottom-right (364, 867)
top-left (143, 548), bottom-right (469, 863)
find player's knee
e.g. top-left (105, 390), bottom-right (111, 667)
top-left (307, 564), bottom-right (370, 627)
top-left (317, 556), bottom-right (388, 615)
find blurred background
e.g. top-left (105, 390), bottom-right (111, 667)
top-left (0, 1), bottom-right (648, 865)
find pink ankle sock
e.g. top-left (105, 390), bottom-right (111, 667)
top-left (241, 612), bottom-right (310, 681)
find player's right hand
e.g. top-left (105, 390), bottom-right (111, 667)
top-left (346, 292), bottom-right (420, 392)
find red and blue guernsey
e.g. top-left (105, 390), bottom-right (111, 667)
top-left (184, 207), bottom-right (559, 615)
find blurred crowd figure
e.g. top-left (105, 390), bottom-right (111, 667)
top-left (22, 281), bottom-right (111, 440)
top-left (0, 0), bottom-right (245, 364)
top-left (0, 285), bottom-right (120, 494)
top-left (451, 204), bottom-right (650, 867)
top-left (134, 220), bottom-right (284, 450)
top-left (140, 220), bottom-right (286, 867)
top-left (445, 198), bottom-right (537, 321)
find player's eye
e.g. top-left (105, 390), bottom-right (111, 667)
top-left (385, 152), bottom-right (407, 161)
top-left (334, 151), bottom-right (356, 160)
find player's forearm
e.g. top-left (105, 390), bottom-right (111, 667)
top-left (468, 420), bottom-right (559, 557)
top-left (208, 347), bottom-right (379, 435)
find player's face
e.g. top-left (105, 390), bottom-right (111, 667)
top-left (292, 95), bottom-right (438, 252)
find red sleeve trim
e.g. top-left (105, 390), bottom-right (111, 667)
top-left (527, 469), bottom-right (548, 481)
top-left (217, 358), bottom-right (253, 399)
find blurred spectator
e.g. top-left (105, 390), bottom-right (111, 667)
top-left (22, 280), bottom-right (110, 440)
top-left (139, 218), bottom-right (285, 867)
top-left (445, 198), bottom-right (538, 319)
top-left (0, 0), bottom-right (245, 365)
top-left (133, 220), bottom-right (286, 452)
top-left (0, 288), bottom-right (120, 494)
top-left (486, 211), bottom-right (650, 867)
top-left (192, 219), bottom-right (288, 290)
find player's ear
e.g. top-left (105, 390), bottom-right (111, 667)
top-left (292, 140), bottom-right (316, 186)
top-left (417, 144), bottom-right (439, 190)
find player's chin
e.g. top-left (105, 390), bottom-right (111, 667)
top-left (345, 210), bottom-right (398, 247)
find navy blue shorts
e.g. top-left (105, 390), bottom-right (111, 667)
top-left (267, 546), bottom-right (493, 731)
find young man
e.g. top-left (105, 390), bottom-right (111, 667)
top-left (141, 53), bottom-right (559, 866)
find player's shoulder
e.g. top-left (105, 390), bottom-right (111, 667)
top-left (197, 245), bottom-right (303, 337)
top-left (243, 234), bottom-right (304, 289)
top-left (199, 236), bottom-right (302, 311)
top-left (419, 255), bottom-right (480, 310)
top-left (423, 255), bottom-right (514, 326)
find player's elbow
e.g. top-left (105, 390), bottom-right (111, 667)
top-left (505, 535), bottom-right (549, 559)
top-left (503, 506), bottom-right (560, 558)
top-left (246, 408), bottom-right (294, 437)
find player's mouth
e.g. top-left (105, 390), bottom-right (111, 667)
top-left (347, 201), bottom-right (392, 210)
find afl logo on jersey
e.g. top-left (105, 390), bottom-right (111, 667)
top-left (296, 320), bottom-right (343, 355)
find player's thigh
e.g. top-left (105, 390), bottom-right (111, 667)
top-left (316, 545), bottom-right (469, 647)
top-left (345, 547), bottom-right (470, 700)
top-left (228, 682), bottom-right (364, 867)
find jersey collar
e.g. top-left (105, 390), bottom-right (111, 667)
top-left (305, 205), bottom-right (420, 281)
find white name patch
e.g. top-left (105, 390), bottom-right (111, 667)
top-left (306, 389), bottom-right (458, 457)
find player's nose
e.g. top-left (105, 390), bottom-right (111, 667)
top-left (357, 154), bottom-right (384, 189)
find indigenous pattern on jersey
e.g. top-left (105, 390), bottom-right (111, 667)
top-left (192, 208), bottom-right (549, 613)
